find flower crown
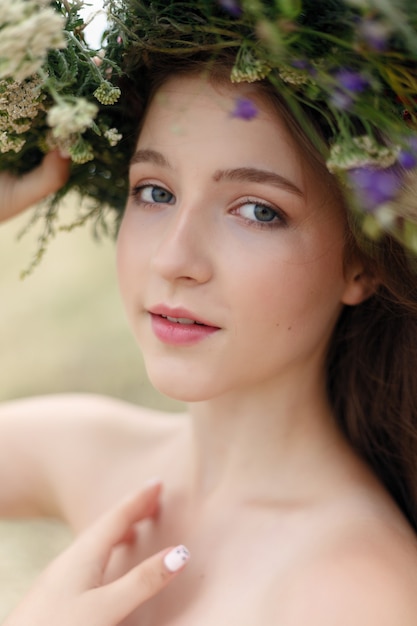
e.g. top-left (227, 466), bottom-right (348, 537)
top-left (1, 0), bottom-right (417, 266)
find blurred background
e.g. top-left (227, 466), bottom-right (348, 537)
top-left (0, 199), bottom-right (183, 409)
top-left (0, 197), bottom-right (183, 620)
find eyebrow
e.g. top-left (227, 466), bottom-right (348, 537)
top-left (130, 148), bottom-right (171, 168)
top-left (130, 149), bottom-right (303, 197)
top-left (213, 167), bottom-right (303, 197)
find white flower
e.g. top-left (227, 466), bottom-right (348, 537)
top-left (0, 0), bottom-right (66, 82)
top-left (47, 99), bottom-right (99, 140)
top-left (0, 1), bottom-right (29, 26)
top-left (277, 68), bottom-right (310, 86)
top-left (231, 48), bottom-right (270, 83)
top-left (69, 137), bottom-right (95, 164)
top-left (94, 81), bottom-right (121, 105)
top-left (375, 203), bottom-right (396, 229)
top-left (0, 131), bottom-right (25, 153)
top-left (0, 77), bottom-right (44, 133)
top-left (327, 135), bottom-right (399, 172)
top-left (104, 127), bottom-right (122, 146)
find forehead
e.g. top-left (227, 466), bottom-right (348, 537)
top-left (137, 75), bottom-right (306, 184)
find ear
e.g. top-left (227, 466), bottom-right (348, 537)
top-left (341, 261), bottom-right (379, 306)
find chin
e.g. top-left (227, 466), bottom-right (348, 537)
top-left (145, 365), bottom-right (220, 403)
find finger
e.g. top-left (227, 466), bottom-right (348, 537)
top-left (9, 151), bottom-right (70, 217)
top-left (86, 545), bottom-right (190, 625)
top-left (75, 481), bottom-right (163, 565)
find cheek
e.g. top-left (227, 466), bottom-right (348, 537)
top-left (116, 213), bottom-right (143, 310)
top-left (116, 218), bottom-right (129, 292)
top-left (231, 242), bottom-right (346, 336)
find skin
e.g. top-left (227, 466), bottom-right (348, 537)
top-left (0, 151), bottom-right (70, 222)
top-left (3, 483), bottom-right (190, 626)
top-left (1, 76), bottom-right (417, 625)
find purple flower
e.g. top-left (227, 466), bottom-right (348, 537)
top-left (407, 135), bottom-right (417, 153)
top-left (330, 69), bottom-right (370, 111)
top-left (348, 166), bottom-right (402, 211)
top-left (217, 0), bottom-right (242, 18)
top-left (291, 59), bottom-right (310, 70)
top-left (330, 90), bottom-right (354, 111)
top-left (231, 97), bottom-right (258, 121)
top-left (398, 150), bottom-right (417, 169)
top-left (291, 58), bottom-right (317, 77)
top-left (334, 69), bottom-right (369, 93)
top-left (358, 18), bottom-right (390, 52)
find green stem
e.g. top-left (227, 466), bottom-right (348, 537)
top-left (36, 66), bottom-right (63, 104)
top-left (65, 31), bottom-right (103, 83)
top-left (297, 27), bottom-right (355, 51)
top-left (61, 0), bottom-right (71, 15)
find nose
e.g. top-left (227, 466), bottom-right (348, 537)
top-left (150, 203), bottom-right (213, 285)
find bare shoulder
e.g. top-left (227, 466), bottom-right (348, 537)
top-left (0, 392), bottom-right (183, 455)
top-left (278, 509), bottom-right (417, 625)
top-left (0, 393), bottom-right (186, 525)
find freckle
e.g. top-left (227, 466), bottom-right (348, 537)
top-left (287, 326), bottom-right (292, 331)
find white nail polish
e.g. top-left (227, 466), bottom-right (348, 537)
top-left (144, 477), bottom-right (163, 488)
top-left (164, 545), bottom-right (190, 572)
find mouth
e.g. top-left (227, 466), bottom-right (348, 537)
top-left (149, 305), bottom-right (219, 329)
top-left (160, 315), bottom-right (205, 326)
top-left (148, 307), bottom-right (220, 345)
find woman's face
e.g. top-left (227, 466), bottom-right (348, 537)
top-left (117, 75), bottom-right (360, 402)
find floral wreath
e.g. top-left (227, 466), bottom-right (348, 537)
top-left (1, 0), bottom-right (417, 269)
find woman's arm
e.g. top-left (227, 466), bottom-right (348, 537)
top-left (0, 394), bottom-right (150, 521)
top-left (0, 151), bottom-right (70, 222)
top-left (3, 481), bottom-right (190, 626)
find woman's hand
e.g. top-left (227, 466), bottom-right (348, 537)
top-left (0, 151), bottom-right (70, 223)
top-left (4, 481), bottom-right (190, 626)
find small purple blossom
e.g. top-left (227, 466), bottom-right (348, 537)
top-left (291, 58), bottom-right (317, 78)
top-left (217, 0), bottom-right (242, 18)
top-left (358, 18), bottom-right (391, 52)
top-left (348, 166), bottom-right (402, 211)
top-left (231, 97), bottom-right (258, 121)
top-left (291, 59), bottom-right (310, 70)
top-left (398, 150), bottom-right (417, 169)
top-left (330, 69), bottom-right (370, 111)
top-left (330, 90), bottom-right (354, 111)
top-left (334, 69), bottom-right (370, 93)
top-left (407, 135), bottom-right (417, 153)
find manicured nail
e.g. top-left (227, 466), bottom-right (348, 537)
top-left (144, 477), bottom-right (163, 489)
top-left (164, 545), bottom-right (190, 572)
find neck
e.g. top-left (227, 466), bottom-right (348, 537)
top-left (183, 366), bottom-right (351, 505)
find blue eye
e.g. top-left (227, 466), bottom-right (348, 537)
top-left (239, 202), bottom-right (279, 223)
top-left (132, 184), bottom-right (175, 204)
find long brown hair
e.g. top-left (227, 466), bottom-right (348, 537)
top-left (123, 52), bottom-right (417, 530)
top-left (327, 230), bottom-right (417, 530)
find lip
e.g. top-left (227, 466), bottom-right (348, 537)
top-left (148, 304), bottom-right (220, 346)
top-left (149, 305), bottom-right (218, 327)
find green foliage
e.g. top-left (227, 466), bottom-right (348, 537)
top-left (1, 0), bottom-right (417, 263)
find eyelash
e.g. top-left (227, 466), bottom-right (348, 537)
top-left (233, 197), bottom-right (287, 230)
top-left (130, 184), bottom-right (287, 230)
top-left (130, 183), bottom-right (174, 207)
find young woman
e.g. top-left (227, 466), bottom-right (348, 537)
top-left (2, 5), bottom-right (417, 626)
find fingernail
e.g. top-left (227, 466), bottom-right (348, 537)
top-left (144, 477), bottom-right (163, 489)
top-left (164, 545), bottom-right (190, 572)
